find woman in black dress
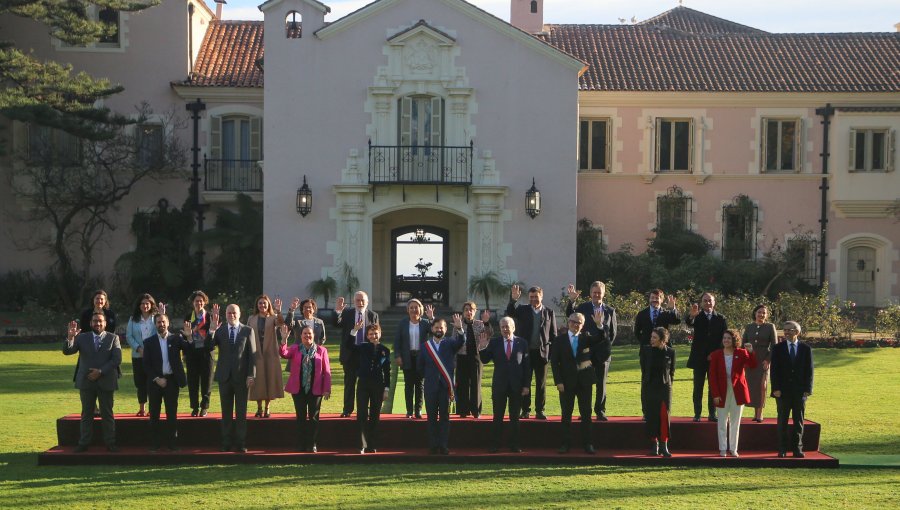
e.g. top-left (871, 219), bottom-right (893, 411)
top-left (641, 327), bottom-right (675, 457)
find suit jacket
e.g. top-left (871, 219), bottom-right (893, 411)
top-left (566, 301), bottom-right (617, 362)
top-left (685, 310), bottom-right (727, 369)
top-left (708, 348), bottom-right (757, 407)
top-left (456, 319), bottom-right (489, 357)
top-left (280, 343), bottom-right (331, 396)
top-left (142, 332), bottom-right (191, 388)
top-left (633, 307), bottom-right (681, 347)
top-left (394, 317), bottom-right (432, 368)
top-left (207, 322), bottom-right (257, 384)
top-left (770, 341), bottom-right (814, 397)
top-left (480, 336), bottom-right (532, 393)
top-left (550, 330), bottom-right (601, 391)
top-left (504, 300), bottom-right (557, 360)
top-left (63, 331), bottom-right (122, 391)
top-left (418, 334), bottom-right (465, 396)
top-left (333, 307), bottom-right (379, 365)
top-left (284, 310), bottom-right (327, 345)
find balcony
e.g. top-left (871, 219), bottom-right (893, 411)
top-left (368, 142), bottom-right (473, 185)
top-left (204, 158), bottom-right (262, 192)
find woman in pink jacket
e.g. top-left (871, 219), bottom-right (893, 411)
top-left (708, 329), bottom-right (757, 457)
top-left (279, 324), bottom-right (331, 453)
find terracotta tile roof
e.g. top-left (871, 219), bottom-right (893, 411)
top-left (539, 24), bottom-right (900, 92)
top-left (184, 20), bottom-right (264, 87)
top-left (636, 6), bottom-right (767, 35)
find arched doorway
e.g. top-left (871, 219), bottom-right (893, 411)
top-left (846, 245), bottom-right (876, 307)
top-left (390, 226), bottom-right (449, 306)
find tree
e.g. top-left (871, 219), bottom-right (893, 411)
top-left (5, 105), bottom-right (187, 309)
top-left (0, 0), bottom-right (159, 140)
top-left (467, 271), bottom-right (506, 312)
top-left (307, 276), bottom-right (337, 309)
top-left (199, 193), bottom-right (263, 296)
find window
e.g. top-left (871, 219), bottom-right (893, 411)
top-left (136, 124), bottom-right (163, 169)
top-left (397, 95), bottom-right (444, 181)
top-left (762, 118), bottom-right (800, 172)
top-left (655, 118), bottom-right (692, 172)
top-left (207, 115), bottom-right (263, 192)
top-left (656, 185), bottom-right (692, 230)
top-left (97, 8), bottom-right (120, 46)
top-left (578, 118), bottom-right (609, 171)
top-left (27, 125), bottom-right (82, 166)
top-left (285, 11), bottom-right (302, 38)
top-left (530, 0), bottom-right (538, 14)
top-left (722, 195), bottom-right (758, 261)
top-left (787, 238), bottom-right (819, 283)
top-left (849, 128), bottom-right (895, 172)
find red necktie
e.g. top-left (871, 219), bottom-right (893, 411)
top-left (505, 339), bottom-right (512, 360)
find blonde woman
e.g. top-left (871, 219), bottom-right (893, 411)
top-left (247, 294), bottom-right (285, 417)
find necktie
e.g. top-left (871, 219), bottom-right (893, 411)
top-left (94, 334), bottom-right (101, 351)
top-left (505, 339), bottom-right (512, 360)
top-left (789, 342), bottom-right (796, 360)
top-left (229, 326), bottom-right (236, 344)
top-left (570, 334), bottom-right (578, 356)
top-left (356, 311), bottom-right (365, 345)
top-left (650, 308), bottom-right (658, 325)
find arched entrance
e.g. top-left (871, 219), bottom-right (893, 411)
top-left (390, 226), bottom-right (449, 306)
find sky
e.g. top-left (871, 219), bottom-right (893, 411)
top-left (219, 0), bottom-right (900, 33)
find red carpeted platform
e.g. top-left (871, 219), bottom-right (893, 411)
top-left (39, 413), bottom-right (837, 467)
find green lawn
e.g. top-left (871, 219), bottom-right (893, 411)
top-left (1, 343), bottom-right (898, 509)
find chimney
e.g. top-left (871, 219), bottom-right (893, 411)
top-left (215, 0), bottom-right (226, 19)
top-left (895, 22), bottom-right (900, 32)
top-left (510, 0), bottom-right (544, 34)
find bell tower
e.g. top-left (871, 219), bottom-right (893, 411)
top-left (510, 0), bottom-right (544, 34)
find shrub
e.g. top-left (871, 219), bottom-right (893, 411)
top-left (875, 304), bottom-right (900, 340)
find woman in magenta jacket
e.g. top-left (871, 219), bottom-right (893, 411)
top-left (708, 329), bottom-right (757, 457)
top-left (279, 324), bottom-right (331, 453)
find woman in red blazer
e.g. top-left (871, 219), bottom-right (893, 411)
top-left (279, 324), bottom-right (332, 453)
top-left (708, 329), bottom-right (757, 457)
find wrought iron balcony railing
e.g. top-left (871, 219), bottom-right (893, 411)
top-left (368, 142), bottom-right (473, 185)
top-left (204, 158), bottom-right (262, 192)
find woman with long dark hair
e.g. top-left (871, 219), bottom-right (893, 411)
top-left (125, 293), bottom-right (158, 416)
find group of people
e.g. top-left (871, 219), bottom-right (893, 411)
top-left (62, 283), bottom-right (814, 459)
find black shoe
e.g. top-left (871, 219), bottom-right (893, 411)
top-left (597, 412), bottom-right (608, 422)
top-left (692, 416), bottom-right (701, 422)
top-left (558, 445), bottom-right (570, 454)
top-left (255, 410), bottom-right (262, 418)
top-left (406, 413), bottom-right (413, 419)
top-left (149, 445), bottom-right (160, 453)
top-left (191, 408), bottom-right (199, 417)
top-left (459, 412), bottom-right (470, 418)
top-left (472, 413), bottom-right (480, 419)
top-left (236, 447), bottom-right (248, 454)
top-left (414, 411), bottom-right (422, 419)
top-left (641, 415), bottom-right (647, 421)
top-left (439, 447), bottom-right (450, 455)
top-left (649, 442), bottom-right (659, 456)
top-left (793, 449), bottom-right (805, 458)
top-left (520, 411), bottom-right (530, 419)
top-left (708, 416), bottom-right (717, 422)
top-left (106, 445), bottom-right (119, 453)
top-left (167, 446), bottom-right (179, 452)
top-left (584, 445), bottom-right (596, 455)
top-left (488, 447), bottom-right (500, 454)
top-left (199, 408), bottom-right (208, 417)
top-left (367, 448), bottom-right (377, 453)
top-left (220, 445), bottom-right (231, 452)
top-left (660, 442), bottom-right (672, 457)
top-left (535, 412), bottom-right (547, 420)
top-left (778, 451), bottom-right (787, 458)
top-left (429, 447), bottom-right (439, 455)
top-left (340, 412), bottom-right (351, 418)
top-left (510, 447), bottom-right (523, 453)
top-left (74, 445), bottom-right (88, 453)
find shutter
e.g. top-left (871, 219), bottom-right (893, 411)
top-left (887, 129), bottom-right (896, 173)
top-left (795, 119), bottom-right (803, 173)
top-left (688, 119), bottom-right (695, 173)
top-left (209, 115), bottom-right (222, 159)
top-left (848, 128), bottom-right (857, 172)
top-left (430, 97), bottom-right (443, 147)
top-left (760, 118), bottom-right (768, 173)
top-left (654, 118), bottom-right (661, 173)
top-left (399, 97), bottom-right (411, 146)
top-left (250, 117), bottom-right (261, 160)
top-left (604, 119), bottom-right (612, 171)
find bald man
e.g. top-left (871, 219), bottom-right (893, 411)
top-left (208, 303), bottom-right (257, 453)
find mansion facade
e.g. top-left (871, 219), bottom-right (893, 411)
top-left (2, 0), bottom-right (898, 310)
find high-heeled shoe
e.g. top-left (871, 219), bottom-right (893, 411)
top-left (264, 410), bottom-right (271, 418)
top-left (648, 441), bottom-right (659, 456)
top-left (660, 442), bottom-right (672, 457)
top-left (254, 410), bottom-right (262, 418)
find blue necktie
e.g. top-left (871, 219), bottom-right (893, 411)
top-left (94, 334), bottom-right (101, 351)
top-left (229, 326), bottom-right (236, 344)
top-left (650, 308), bottom-right (658, 325)
top-left (789, 342), bottom-right (796, 360)
top-left (570, 334), bottom-right (578, 356)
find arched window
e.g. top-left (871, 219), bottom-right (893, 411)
top-left (285, 11), bottom-right (301, 38)
top-left (530, 0), bottom-right (538, 14)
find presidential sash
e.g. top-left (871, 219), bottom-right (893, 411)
top-left (425, 339), bottom-right (454, 401)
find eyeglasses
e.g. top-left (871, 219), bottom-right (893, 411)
top-left (784, 328), bottom-right (798, 332)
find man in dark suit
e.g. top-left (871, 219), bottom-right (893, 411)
top-left (634, 289), bottom-right (680, 419)
top-left (566, 281), bottom-right (617, 421)
top-left (333, 290), bottom-right (379, 417)
top-left (143, 314), bottom-right (192, 451)
top-left (418, 316), bottom-right (466, 455)
top-left (551, 313), bottom-right (603, 454)
top-left (394, 298), bottom-right (431, 419)
top-left (505, 285), bottom-right (557, 420)
top-left (208, 303), bottom-right (257, 453)
top-left (63, 313), bottom-right (122, 453)
top-left (478, 317), bottom-right (531, 453)
top-left (771, 321), bottom-right (814, 458)
top-left (685, 292), bottom-right (727, 422)
top-left (453, 301), bottom-right (491, 418)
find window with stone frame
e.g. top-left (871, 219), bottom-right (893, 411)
top-left (578, 118), bottom-right (609, 171)
top-left (27, 124), bottom-right (82, 166)
top-left (656, 185), bottom-right (692, 230)
top-left (787, 237), bottom-right (819, 283)
top-left (655, 118), bottom-right (692, 173)
top-left (762, 118), bottom-right (800, 172)
top-left (722, 195), bottom-right (758, 261)
top-left (135, 123), bottom-right (164, 169)
top-left (849, 128), bottom-right (895, 172)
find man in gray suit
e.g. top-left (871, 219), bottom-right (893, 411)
top-left (208, 303), bottom-right (257, 453)
top-left (63, 313), bottom-right (122, 452)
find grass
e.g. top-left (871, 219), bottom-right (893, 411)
top-left (1, 343), bottom-right (898, 509)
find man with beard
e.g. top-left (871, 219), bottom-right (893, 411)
top-left (418, 316), bottom-right (466, 454)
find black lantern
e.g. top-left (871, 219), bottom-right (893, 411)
top-left (525, 177), bottom-right (541, 219)
top-left (296, 175), bottom-right (312, 217)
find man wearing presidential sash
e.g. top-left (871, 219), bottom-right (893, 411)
top-left (418, 316), bottom-right (466, 455)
